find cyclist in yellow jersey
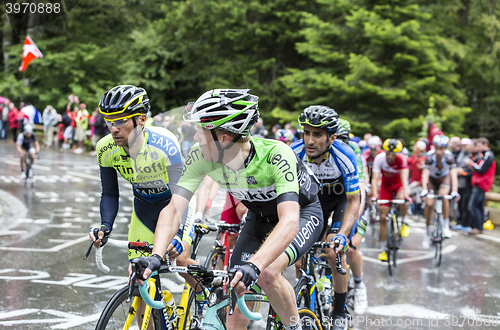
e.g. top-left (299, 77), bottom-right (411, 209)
top-left (87, 85), bottom-right (199, 300)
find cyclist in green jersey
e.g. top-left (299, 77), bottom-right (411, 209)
top-left (132, 89), bottom-right (323, 330)
top-left (337, 119), bottom-right (368, 315)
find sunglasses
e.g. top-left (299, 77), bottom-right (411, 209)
top-left (104, 113), bottom-right (142, 129)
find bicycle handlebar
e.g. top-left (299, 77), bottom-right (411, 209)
top-left (138, 266), bottom-right (262, 321)
top-left (311, 241), bottom-right (347, 275)
top-left (426, 194), bottom-right (453, 200)
top-left (376, 199), bottom-right (407, 204)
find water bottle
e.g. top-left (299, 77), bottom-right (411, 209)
top-left (162, 290), bottom-right (177, 322)
top-left (318, 276), bottom-right (331, 312)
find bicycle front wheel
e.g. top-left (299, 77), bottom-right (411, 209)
top-left (294, 276), bottom-right (311, 310)
top-left (95, 285), bottom-right (164, 330)
top-left (204, 247), bottom-right (226, 271)
top-left (433, 215), bottom-right (443, 267)
top-left (298, 308), bottom-right (323, 330)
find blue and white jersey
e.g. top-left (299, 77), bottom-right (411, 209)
top-left (290, 139), bottom-right (360, 199)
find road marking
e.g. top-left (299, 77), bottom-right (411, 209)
top-left (363, 245), bottom-right (457, 265)
top-left (0, 236), bottom-right (88, 252)
top-left (0, 309), bottom-right (39, 319)
top-left (66, 171), bottom-right (100, 181)
top-left (366, 303), bottom-right (449, 319)
top-left (0, 230), bottom-right (28, 236)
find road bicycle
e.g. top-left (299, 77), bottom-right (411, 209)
top-left (84, 223), bottom-right (218, 330)
top-left (376, 198), bottom-right (407, 276)
top-left (294, 241), bottom-right (355, 330)
top-left (426, 193), bottom-right (453, 267)
top-left (204, 222), bottom-right (241, 273)
top-left (137, 259), bottom-right (322, 330)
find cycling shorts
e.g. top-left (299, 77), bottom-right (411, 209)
top-left (128, 196), bottom-right (194, 260)
top-left (428, 174), bottom-right (451, 192)
top-left (221, 191), bottom-right (240, 225)
top-left (319, 195), bottom-right (357, 240)
top-left (22, 147), bottom-right (36, 154)
top-left (230, 198), bottom-right (323, 268)
top-left (379, 182), bottom-right (403, 207)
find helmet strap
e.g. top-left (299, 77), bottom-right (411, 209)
top-left (210, 129), bottom-right (240, 164)
top-left (309, 131), bottom-right (333, 161)
top-left (127, 116), bottom-right (145, 150)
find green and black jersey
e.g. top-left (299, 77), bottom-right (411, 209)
top-left (176, 137), bottom-right (320, 222)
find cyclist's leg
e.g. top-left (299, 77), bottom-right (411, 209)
top-left (324, 196), bottom-right (354, 317)
top-left (227, 211), bottom-right (267, 330)
top-left (439, 177), bottom-right (452, 237)
top-left (28, 147), bottom-right (36, 165)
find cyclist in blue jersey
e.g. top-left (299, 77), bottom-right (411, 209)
top-left (291, 106), bottom-right (360, 330)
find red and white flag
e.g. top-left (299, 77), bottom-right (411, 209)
top-left (19, 36), bottom-right (43, 72)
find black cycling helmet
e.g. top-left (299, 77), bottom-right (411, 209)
top-left (99, 85), bottom-right (151, 115)
top-left (298, 105), bottom-right (340, 134)
top-left (382, 139), bottom-right (403, 153)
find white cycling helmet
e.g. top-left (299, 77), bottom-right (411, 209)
top-left (275, 129), bottom-right (294, 142)
top-left (183, 89), bottom-right (259, 138)
top-left (368, 135), bottom-right (382, 149)
top-left (433, 135), bottom-right (449, 148)
top-left (24, 124), bottom-right (33, 134)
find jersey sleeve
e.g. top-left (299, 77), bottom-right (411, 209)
top-left (268, 143), bottom-right (299, 202)
top-left (372, 153), bottom-right (383, 173)
top-left (175, 143), bottom-right (211, 199)
top-left (16, 134), bottom-right (23, 145)
top-left (399, 154), bottom-right (409, 169)
top-left (333, 142), bottom-right (360, 195)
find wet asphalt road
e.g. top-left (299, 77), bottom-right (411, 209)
top-left (1, 141), bottom-right (500, 329)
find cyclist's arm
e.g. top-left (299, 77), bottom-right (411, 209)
top-left (151, 193), bottom-right (189, 258)
top-left (371, 171), bottom-right (380, 199)
top-left (165, 162), bottom-right (183, 199)
top-left (421, 168), bottom-right (430, 191)
top-left (400, 168), bottom-right (409, 198)
top-left (340, 191), bottom-right (360, 240)
top-left (358, 181), bottom-right (366, 218)
top-left (99, 166), bottom-right (120, 231)
top-left (450, 167), bottom-right (459, 194)
top-left (248, 199), bottom-right (300, 272)
top-left (34, 141), bottom-right (40, 153)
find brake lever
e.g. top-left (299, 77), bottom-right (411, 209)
top-left (83, 241), bottom-right (93, 260)
top-left (127, 263), bottom-right (138, 303)
top-left (229, 287), bottom-right (237, 315)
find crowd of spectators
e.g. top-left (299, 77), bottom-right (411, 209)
top-left (0, 94), bottom-right (109, 156)
top-left (0, 97), bottom-right (496, 232)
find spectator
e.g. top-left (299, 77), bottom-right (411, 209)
top-left (408, 140), bottom-right (427, 213)
top-left (251, 118), bottom-right (267, 137)
top-left (466, 138), bottom-right (496, 235)
top-left (0, 98), bottom-right (9, 140)
top-left (424, 120), bottom-right (444, 151)
top-left (42, 105), bottom-right (59, 148)
top-left (7, 102), bottom-right (19, 143)
top-left (181, 121), bottom-right (196, 158)
top-left (270, 124), bottom-right (282, 139)
top-left (90, 107), bottom-right (109, 156)
top-left (61, 105), bottom-right (75, 150)
top-left (452, 138), bottom-right (473, 231)
top-left (74, 103), bottom-right (90, 154)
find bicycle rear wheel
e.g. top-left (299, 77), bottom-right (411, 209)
top-left (298, 308), bottom-right (323, 330)
top-left (95, 285), bottom-right (164, 330)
